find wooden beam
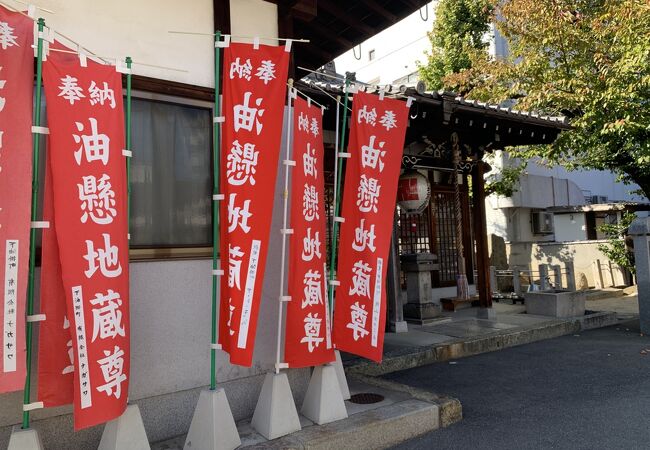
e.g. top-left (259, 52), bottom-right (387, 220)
top-left (358, 0), bottom-right (399, 22)
top-left (213, 0), bottom-right (231, 34)
top-left (472, 159), bottom-right (492, 308)
top-left (318, 2), bottom-right (376, 35)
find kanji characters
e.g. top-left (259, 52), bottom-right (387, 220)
top-left (302, 143), bottom-right (317, 178)
top-left (0, 20), bottom-right (18, 49)
top-left (83, 233), bottom-right (122, 279)
top-left (310, 118), bottom-right (319, 138)
top-left (227, 140), bottom-right (259, 186)
top-left (73, 117), bottom-right (111, 165)
top-left (379, 110), bottom-right (397, 130)
top-left (300, 313), bottom-right (324, 352)
top-left (357, 105), bottom-right (377, 126)
top-left (352, 219), bottom-right (377, 252)
top-left (356, 175), bottom-right (381, 213)
top-left (234, 91), bottom-right (264, 135)
top-left (59, 75), bottom-right (86, 105)
top-left (301, 228), bottom-right (322, 262)
top-left (346, 301), bottom-right (369, 341)
top-left (77, 174), bottom-right (117, 225)
top-left (302, 184), bottom-right (319, 222)
top-left (88, 81), bottom-right (116, 109)
top-left (298, 112), bottom-right (309, 132)
top-left (227, 193), bottom-right (252, 233)
top-left (90, 290), bottom-right (125, 342)
top-left (96, 345), bottom-right (127, 399)
top-left (255, 60), bottom-right (276, 85)
top-left (229, 57), bottom-right (252, 80)
top-left (361, 135), bottom-right (386, 172)
top-left (302, 270), bottom-right (323, 308)
top-left (228, 244), bottom-right (244, 290)
top-left (0, 67), bottom-right (6, 113)
top-left (349, 260), bottom-right (372, 298)
top-left (62, 316), bottom-right (74, 375)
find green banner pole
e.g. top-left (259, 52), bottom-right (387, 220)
top-left (125, 57), bottom-right (132, 237)
top-left (327, 79), bottom-right (350, 314)
top-left (22, 17), bottom-right (46, 430)
top-left (210, 31), bottom-right (222, 391)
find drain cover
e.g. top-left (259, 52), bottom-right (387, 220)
top-left (349, 393), bottom-right (385, 404)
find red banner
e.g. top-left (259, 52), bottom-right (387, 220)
top-left (284, 96), bottom-right (335, 368)
top-left (37, 150), bottom-right (74, 407)
top-left (332, 92), bottom-right (408, 362)
top-left (219, 43), bottom-right (289, 366)
top-left (42, 47), bottom-right (129, 430)
top-left (0, 5), bottom-right (33, 393)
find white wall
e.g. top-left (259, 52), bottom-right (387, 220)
top-left (334, 2), bottom-right (435, 85)
top-left (554, 213), bottom-right (587, 242)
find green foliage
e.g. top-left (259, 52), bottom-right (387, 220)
top-left (597, 211), bottom-right (636, 274)
top-left (450, 0), bottom-right (650, 199)
top-left (485, 159), bottom-right (527, 197)
top-left (417, 0), bottom-right (494, 92)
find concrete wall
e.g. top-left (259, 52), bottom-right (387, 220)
top-left (506, 240), bottom-right (627, 288)
top-left (0, 1), bottom-right (315, 448)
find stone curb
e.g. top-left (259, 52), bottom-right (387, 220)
top-left (345, 311), bottom-right (618, 377)
top-left (243, 399), bottom-right (440, 450)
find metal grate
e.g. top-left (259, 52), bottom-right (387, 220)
top-left (349, 393), bottom-right (385, 404)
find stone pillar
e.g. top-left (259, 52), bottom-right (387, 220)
top-left (629, 218), bottom-right (650, 333)
top-left (553, 265), bottom-right (562, 289)
top-left (539, 264), bottom-right (549, 290)
top-left (513, 268), bottom-right (522, 296)
top-left (402, 253), bottom-right (440, 324)
top-left (592, 260), bottom-right (604, 289)
top-left (565, 261), bottom-right (576, 291)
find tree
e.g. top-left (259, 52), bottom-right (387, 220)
top-left (597, 210), bottom-right (636, 274)
top-left (417, 0), bottom-right (494, 93)
top-left (448, 0), bottom-right (650, 199)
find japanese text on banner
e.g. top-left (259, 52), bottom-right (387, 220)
top-left (332, 91), bottom-right (408, 362)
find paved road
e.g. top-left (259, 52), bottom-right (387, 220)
top-left (385, 320), bottom-right (650, 450)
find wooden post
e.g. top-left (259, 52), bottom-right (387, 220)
top-left (539, 264), bottom-right (549, 290)
top-left (472, 160), bottom-right (492, 308)
top-left (387, 213), bottom-right (407, 332)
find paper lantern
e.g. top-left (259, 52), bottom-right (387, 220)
top-left (397, 170), bottom-right (430, 214)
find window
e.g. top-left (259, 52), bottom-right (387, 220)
top-left (129, 92), bottom-right (213, 252)
top-left (368, 49), bottom-right (376, 61)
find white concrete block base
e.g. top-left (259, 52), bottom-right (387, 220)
top-left (8, 426), bottom-right (44, 450)
top-left (301, 364), bottom-right (348, 425)
top-left (333, 350), bottom-right (351, 400)
top-left (184, 388), bottom-right (240, 450)
top-left (251, 372), bottom-right (301, 440)
top-left (477, 307), bottom-right (497, 320)
top-left (98, 404), bottom-right (150, 450)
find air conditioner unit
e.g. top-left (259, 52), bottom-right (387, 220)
top-left (531, 211), bottom-right (554, 234)
top-left (591, 195), bottom-right (608, 204)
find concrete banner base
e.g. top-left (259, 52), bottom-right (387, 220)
top-left (333, 350), bottom-right (351, 400)
top-left (301, 364), bottom-right (348, 425)
top-left (477, 307), bottom-right (497, 320)
top-left (8, 426), bottom-right (44, 450)
top-left (251, 372), bottom-right (301, 440)
top-left (184, 388), bottom-right (241, 450)
top-left (98, 404), bottom-right (150, 450)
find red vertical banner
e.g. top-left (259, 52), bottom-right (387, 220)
top-left (42, 47), bottom-right (129, 430)
top-left (0, 5), bottom-right (34, 393)
top-left (219, 43), bottom-right (290, 367)
top-left (284, 96), bottom-right (335, 368)
top-left (37, 151), bottom-right (74, 407)
top-left (332, 91), bottom-right (409, 362)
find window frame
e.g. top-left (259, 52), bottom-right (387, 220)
top-left (128, 89), bottom-right (215, 261)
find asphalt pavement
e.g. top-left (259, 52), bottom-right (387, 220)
top-left (385, 320), bottom-right (650, 450)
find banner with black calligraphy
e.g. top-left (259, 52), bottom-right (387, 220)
top-left (42, 45), bottom-right (129, 430)
top-left (284, 96), bottom-right (335, 368)
top-left (0, 5), bottom-right (34, 393)
top-left (332, 91), bottom-right (408, 362)
top-left (219, 42), bottom-right (289, 367)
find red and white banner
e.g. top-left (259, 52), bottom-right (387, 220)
top-left (41, 46), bottom-right (129, 430)
top-left (0, 5), bottom-right (33, 393)
top-left (219, 42), bottom-right (289, 367)
top-left (37, 151), bottom-right (74, 407)
top-left (332, 91), bottom-right (408, 362)
top-left (284, 96), bottom-right (335, 368)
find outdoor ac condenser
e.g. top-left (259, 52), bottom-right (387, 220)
top-left (531, 211), bottom-right (555, 234)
